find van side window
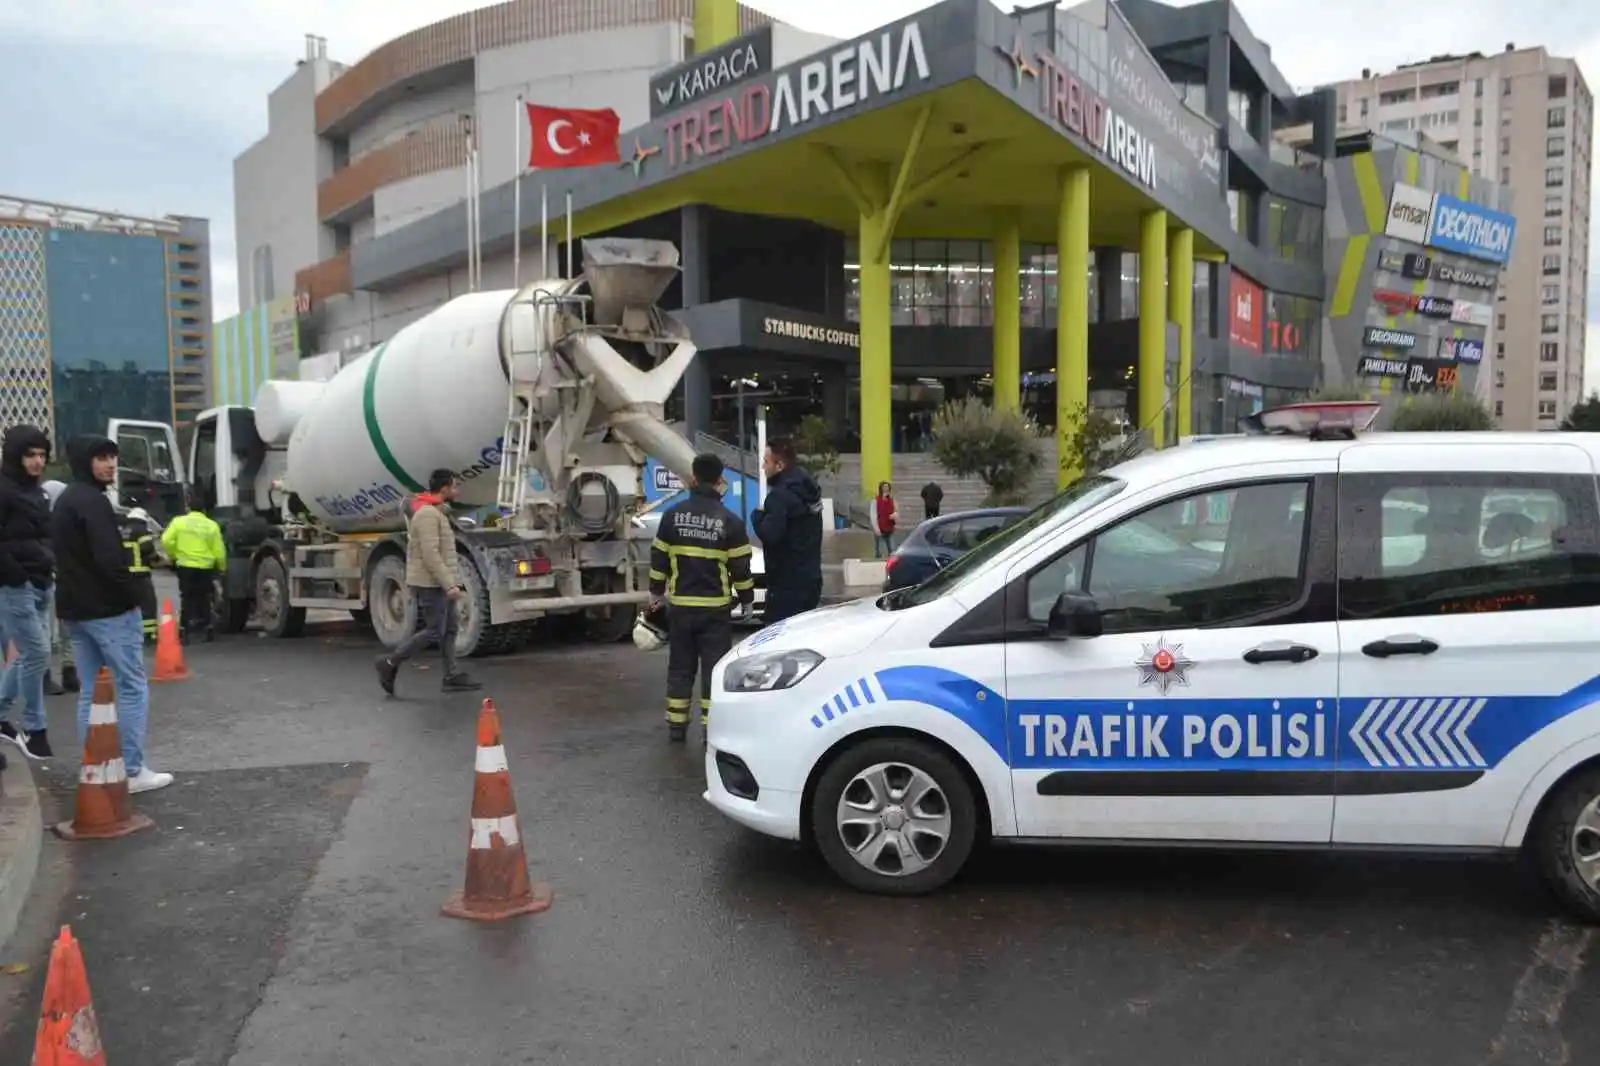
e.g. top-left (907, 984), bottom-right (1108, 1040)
top-left (1337, 472), bottom-right (1600, 619)
top-left (1025, 480), bottom-right (1312, 633)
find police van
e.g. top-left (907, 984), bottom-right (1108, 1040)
top-left (703, 402), bottom-right (1600, 919)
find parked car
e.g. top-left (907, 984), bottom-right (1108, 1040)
top-left (883, 508), bottom-right (1031, 591)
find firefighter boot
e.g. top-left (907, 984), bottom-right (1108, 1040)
top-left (666, 699), bottom-right (690, 743)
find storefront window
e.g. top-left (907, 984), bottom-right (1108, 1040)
top-left (843, 239), bottom-right (1095, 327)
top-left (1265, 197), bottom-right (1324, 265)
top-left (1263, 291), bottom-right (1321, 363)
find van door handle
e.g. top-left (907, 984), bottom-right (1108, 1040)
top-left (1242, 642), bottom-right (1318, 665)
top-left (1362, 636), bottom-right (1439, 658)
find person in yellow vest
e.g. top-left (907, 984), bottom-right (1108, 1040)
top-left (120, 512), bottom-right (160, 643)
top-left (161, 489), bottom-right (226, 643)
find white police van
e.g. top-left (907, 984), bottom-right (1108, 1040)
top-left (703, 402), bottom-right (1600, 919)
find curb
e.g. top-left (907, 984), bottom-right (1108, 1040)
top-left (0, 752), bottom-right (43, 951)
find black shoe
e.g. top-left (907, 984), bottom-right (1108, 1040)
top-left (23, 729), bottom-right (51, 760)
top-left (61, 665), bottom-right (79, 693)
top-left (441, 673), bottom-right (482, 693)
top-left (204, 630), bottom-right (216, 643)
top-left (375, 657), bottom-right (398, 696)
top-left (44, 671), bottom-right (64, 696)
top-left (0, 722), bottom-right (45, 762)
top-left (667, 722), bottom-right (688, 743)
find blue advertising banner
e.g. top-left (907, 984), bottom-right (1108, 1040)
top-left (643, 457), bottom-right (762, 523)
top-left (1425, 195), bottom-right (1517, 265)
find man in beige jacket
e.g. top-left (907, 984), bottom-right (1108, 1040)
top-left (374, 468), bottom-right (482, 696)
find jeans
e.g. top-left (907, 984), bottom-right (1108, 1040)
top-left (873, 533), bottom-right (894, 558)
top-left (50, 595), bottom-right (74, 669)
top-left (67, 609), bottom-right (150, 775)
top-left (389, 586), bottom-right (459, 676)
top-left (0, 583), bottom-right (52, 731)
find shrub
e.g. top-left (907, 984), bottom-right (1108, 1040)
top-left (929, 398), bottom-right (1043, 506)
top-left (1388, 392), bottom-right (1495, 432)
top-left (791, 414), bottom-right (841, 479)
top-left (1058, 403), bottom-right (1126, 481)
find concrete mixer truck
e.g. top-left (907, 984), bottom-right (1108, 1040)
top-left (107, 238), bottom-right (712, 656)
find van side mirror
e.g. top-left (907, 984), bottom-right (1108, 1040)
top-left (1047, 590), bottom-right (1103, 640)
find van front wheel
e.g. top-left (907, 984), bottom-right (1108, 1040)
top-left (811, 738), bottom-right (977, 896)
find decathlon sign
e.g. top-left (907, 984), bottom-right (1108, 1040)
top-left (1426, 194), bottom-right (1517, 265)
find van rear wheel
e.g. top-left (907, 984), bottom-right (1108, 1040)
top-left (1533, 767), bottom-right (1600, 923)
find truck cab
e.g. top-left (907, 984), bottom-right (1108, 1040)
top-left (106, 418), bottom-right (187, 526)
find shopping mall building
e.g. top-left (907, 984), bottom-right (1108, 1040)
top-left (234, 0), bottom-right (1514, 492)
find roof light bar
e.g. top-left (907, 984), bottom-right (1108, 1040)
top-left (1237, 401), bottom-right (1382, 440)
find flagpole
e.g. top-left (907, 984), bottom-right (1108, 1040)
top-left (564, 190), bottom-right (573, 280)
top-left (461, 115), bottom-right (476, 292)
top-left (540, 184), bottom-right (549, 281)
top-left (473, 134), bottom-right (483, 290)
top-left (512, 94), bottom-right (523, 288)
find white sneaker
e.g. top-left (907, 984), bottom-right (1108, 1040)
top-left (127, 767), bottom-right (174, 794)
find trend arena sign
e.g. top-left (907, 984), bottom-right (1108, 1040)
top-left (1001, 33), bottom-right (1156, 190)
top-left (656, 22), bottom-right (931, 169)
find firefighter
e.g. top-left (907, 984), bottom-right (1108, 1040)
top-left (648, 453), bottom-right (755, 743)
top-left (120, 510), bottom-right (160, 643)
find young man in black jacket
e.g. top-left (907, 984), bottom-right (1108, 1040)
top-left (752, 437), bottom-right (824, 623)
top-left (0, 425), bottom-right (57, 760)
top-left (51, 434), bottom-right (172, 793)
top-left (649, 453), bottom-right (754, 742)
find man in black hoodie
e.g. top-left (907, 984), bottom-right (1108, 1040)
top-left (51, 434), bottom-right (172, 794)
top-left (752, 436), bottom-right (824, 623)
top-left (0, 425), bottom-right (57, 760)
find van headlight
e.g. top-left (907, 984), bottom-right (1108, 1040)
top-left (724, 649), bottom-right (824, 693)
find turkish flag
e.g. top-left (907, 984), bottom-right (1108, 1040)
top-left (526, 104), bottom-right (621, 169)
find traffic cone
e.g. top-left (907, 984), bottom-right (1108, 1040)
top-left (150, 599), bottom-right (188, 683)
top-left (53, 669), bottom-right (154, 842)
top-left (31, 926), bottom-right (106, 1065)
top-left (442, 699), bottom-right (553, 921)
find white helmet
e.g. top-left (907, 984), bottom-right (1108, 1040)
top-left (632, 605), bottom-right (668, 651)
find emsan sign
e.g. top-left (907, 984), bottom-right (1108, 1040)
top-left (659, 22), bottom-right (931, 169)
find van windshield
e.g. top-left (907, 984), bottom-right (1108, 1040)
top-left (886, 476), bottom-right (1125, 609)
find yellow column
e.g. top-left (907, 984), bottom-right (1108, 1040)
top-left (856, 162), bottom-right (894, 500)
top-left (1055, 167), bottom-right (1091, 487)
top-left (693, 0), bottom-right (738, 51)
top-left (1138, 210), bottom-right (1168, 449)
top-left (1167, 227), bottom-right (1194, 441)
top-left (992, 212), bottom-right (1021, 412)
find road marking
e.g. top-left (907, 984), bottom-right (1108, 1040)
top-left (1483, 920), bottom-right (1594, 1065)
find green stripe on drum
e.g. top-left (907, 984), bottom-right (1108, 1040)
top-left (361, 342), bottom-right (423, 493)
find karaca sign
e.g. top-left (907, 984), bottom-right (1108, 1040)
top-left (657, 22), bottom-right (931, 169)
top-left (1002, 34), bottom-right (1156, 190)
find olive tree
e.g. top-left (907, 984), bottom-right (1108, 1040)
top-left (929, 398), bottom-right (1043, 506)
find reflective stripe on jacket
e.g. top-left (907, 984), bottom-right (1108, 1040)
top-left (162, 511), bottom-right (227, 570)
top-left (648, 487), bottom-right (755, 609)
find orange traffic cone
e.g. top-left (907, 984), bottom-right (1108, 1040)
top-left (53, 669), bottom-right (154, 841)
top-left (150, 599), bottom-right (188, 683)
top-left (31, 926), bottom-right (106, 1065)
top-left (442, 699), bottom-right (553, 921)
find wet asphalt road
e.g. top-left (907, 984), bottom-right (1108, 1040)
top-left (1, 616), bottom-right (1599, 1065)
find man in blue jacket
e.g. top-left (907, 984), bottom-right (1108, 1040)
top-left (751, 437), bottom-right (824, 624)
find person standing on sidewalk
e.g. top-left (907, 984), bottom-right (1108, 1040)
top-left (374, 470), bottom-right (481, 696)
top-left (161, 489), bottom-right (226, 642)
top-left (752, 437), bottom-right (824, 624)
top-left (0, 425), bottom-right (58, 761)
top-left (41, 479), bottom-right (77, 695)
top-left (870, 481), bottom-right (898, 559)
top-left (51, 434), bottom-right (172, 793)
top-left (920, 480), bottom-right (943, 521)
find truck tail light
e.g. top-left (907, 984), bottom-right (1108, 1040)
top-left (515, 557), bottom-right (551, 577)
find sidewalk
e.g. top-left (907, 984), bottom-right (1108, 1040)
top-left (0, 753), bottom-right (41, 951)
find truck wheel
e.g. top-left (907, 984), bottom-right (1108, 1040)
top-left (454, 558), bottom-right (490, 657)
top-left (811, 737), bottom-right (978, 897)
top-left (1533, 767), bottom-right (1600, 923)
top-left (366, 555), bottom-right (415, 649)
top-left (255, 556), bottom-right (306, 639)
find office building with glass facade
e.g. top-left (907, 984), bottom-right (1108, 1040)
top-left (0, 196), bottom-right (211, 451)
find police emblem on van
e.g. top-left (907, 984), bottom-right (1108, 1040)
top-left (1136, 637), bottom-right (1194, 695)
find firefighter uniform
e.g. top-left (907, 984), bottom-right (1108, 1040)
top-left (121, 521), bottom-right (160, 642)
top-left (648, 485), bottom-right (755, 740)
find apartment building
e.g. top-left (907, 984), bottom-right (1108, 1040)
top-left (1330, 45), bottom-right (1593, 429)
top-left (0, 194), bottom-right (212, 442)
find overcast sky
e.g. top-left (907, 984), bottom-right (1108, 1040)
top-left (1, 0), bottom-right (1596, 380)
